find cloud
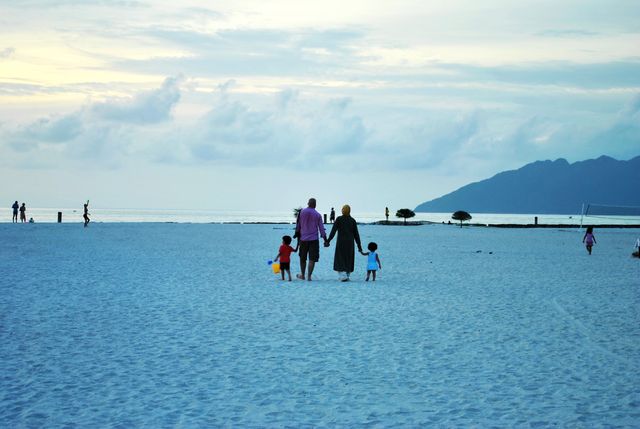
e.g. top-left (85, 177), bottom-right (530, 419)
top-left (90, 76), bottom-right (182, 124)
top-left (536, 29), bottom-right (599, 37)
top-left (0, 47), bottom-right (15, 59)
top-left (586, 93), bottom-right (640, 159)
top-left (0, 77), bottom-right (370, 170)
top-left (370, 110), bottom-right (484, 170)
top-left (110, 27), bottom-right (367, 78)
top-left (2, 0), bottom-right (144, 7)
top-left (1, 77), bottom-right (182, 167)
top-left (433, 60), bottom-right (640, 90)
top-left (1, 74), bottom-right (638, 178)
top-left (183, 88), bottom-right (367, 168)
top-left (16, 113), bottom-right (84, 145)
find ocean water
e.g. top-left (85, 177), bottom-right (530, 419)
top-left (5, 207), bottom-right (640, 225)
top-left (1, 223), bottom-right (639, 427)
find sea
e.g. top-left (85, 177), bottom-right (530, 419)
top-left (6, 207), bottom-right (640, 225)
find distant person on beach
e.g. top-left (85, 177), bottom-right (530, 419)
top-left (582, 226), bottom-right (596, 255)
top-left (330, 207), bottom-right (335, 223)
top-left (360, 242), bottom-right (382, 281)
top-left (83, 201), bottom-right (90, 227)
top-left (12, 201), bottom-right (19, 223)
top-left (295, 198), bottom-right (327, 281)
top-left (19, 203), bottom-right (26, 223)
top-left (385, 207), bottom-right (389, 222)
top-left (274, 235), bottom-right (298, 281)
top-left (326, 204), bottom-right (363, 282)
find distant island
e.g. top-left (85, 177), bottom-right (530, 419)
top-left (415, 155), bottom-right (640, 215)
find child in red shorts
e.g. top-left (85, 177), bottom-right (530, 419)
top-left (275, 235), bottom-right (298, 281)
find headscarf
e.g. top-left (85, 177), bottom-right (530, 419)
top-left (341, 204), bottom-right (351, 216)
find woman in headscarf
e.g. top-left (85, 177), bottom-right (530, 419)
top-left (326, 205), bottom-right (363, 281)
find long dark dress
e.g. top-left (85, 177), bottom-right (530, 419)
top-left (328, 215), bottom-right (362, 273)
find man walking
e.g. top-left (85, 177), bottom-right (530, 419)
top-left (295, 198), bottom-right (327, 281)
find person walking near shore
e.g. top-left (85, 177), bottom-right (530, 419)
top-left (583, 226), bottom-right (596, 255)
top-left (19, 203), bottom-right (26, 223)
top-left (12, 201), bottom-right (19, 223)
top-left (326, 204), bottom-right (363, 282)
top-left (295, 198), bottom-right (327, 281)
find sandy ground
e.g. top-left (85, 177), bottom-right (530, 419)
top-left (1, 223), bottom-right (639, 427)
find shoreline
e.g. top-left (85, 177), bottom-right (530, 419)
top-left (4, 220), bottom-right (640, 229)
top-left (372, 220), bottom-right (640, 228)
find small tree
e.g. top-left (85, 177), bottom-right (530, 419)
top-left (452, 210), bottom-right (472, 228)
top-left (396, 208), bottom-right (415, 225)
top-left (293, 207), bottom-right (302, 219)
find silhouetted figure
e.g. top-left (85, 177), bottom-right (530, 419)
top-left (361, 242), bottom-right (382, 281)
top-left (12, 201), bottom-right (19, 223)
top-left (326, 205), bottom-right (362, 282)
top-left (582, 226), bottom-right (596, 255)
top-left (19, 203), bottom-right (26, 223)
top-left (330, 207), bottom-right (336, 223)
top-left (83, 202), bottom-right (90, 227)
top-left (385, 206), bottom-right (389, 222)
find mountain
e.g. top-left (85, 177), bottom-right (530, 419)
top-left (415, 155), bottom-right (640, 214)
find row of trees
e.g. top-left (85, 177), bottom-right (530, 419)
top-left (395, 208), bottom-right (472, 227)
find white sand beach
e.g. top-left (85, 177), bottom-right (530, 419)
top-left (1, 223), bottom-right (639, 427)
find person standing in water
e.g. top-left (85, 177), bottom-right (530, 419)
top-left (330, 207), bottom-right (336, 223)
top-left (83, 201), bottom-right (90, 227)
top-left (582, 226), bottom-right (596, 255)
top-left (12, 201), bottom-right (19, 223)
top-left (19, 203), bottom-right (26, 223)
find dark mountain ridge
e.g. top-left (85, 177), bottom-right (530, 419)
top-left (415, 155), bottom-right (640, 214)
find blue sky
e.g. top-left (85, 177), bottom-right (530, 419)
top-left (1, 0), bottom-right (639, 212)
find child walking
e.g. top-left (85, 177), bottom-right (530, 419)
top-left (582, 226), bottom-right (596, 255)
top-left (361, 242), bottom-right (382, 281)
top-left (275, 235), bottom-right (298, 281)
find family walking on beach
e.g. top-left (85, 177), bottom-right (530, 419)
top-left (275, 198), bottom-right (381, 282)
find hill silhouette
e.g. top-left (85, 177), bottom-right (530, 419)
top-left (415, 155), bottom-right (640, 214)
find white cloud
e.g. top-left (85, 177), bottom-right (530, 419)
top-left (0, 47), bottom-right (14, 58)
top-left (90, 76), bottom-right (182, 124)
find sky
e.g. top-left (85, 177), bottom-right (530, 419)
top-left (1, 0), bottom-right (639, 212)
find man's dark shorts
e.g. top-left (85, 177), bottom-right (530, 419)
top-left (299, 240), bottom-right (320, 262)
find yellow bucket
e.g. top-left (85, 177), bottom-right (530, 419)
top-left (271, 262), bottom-right (280, 274)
